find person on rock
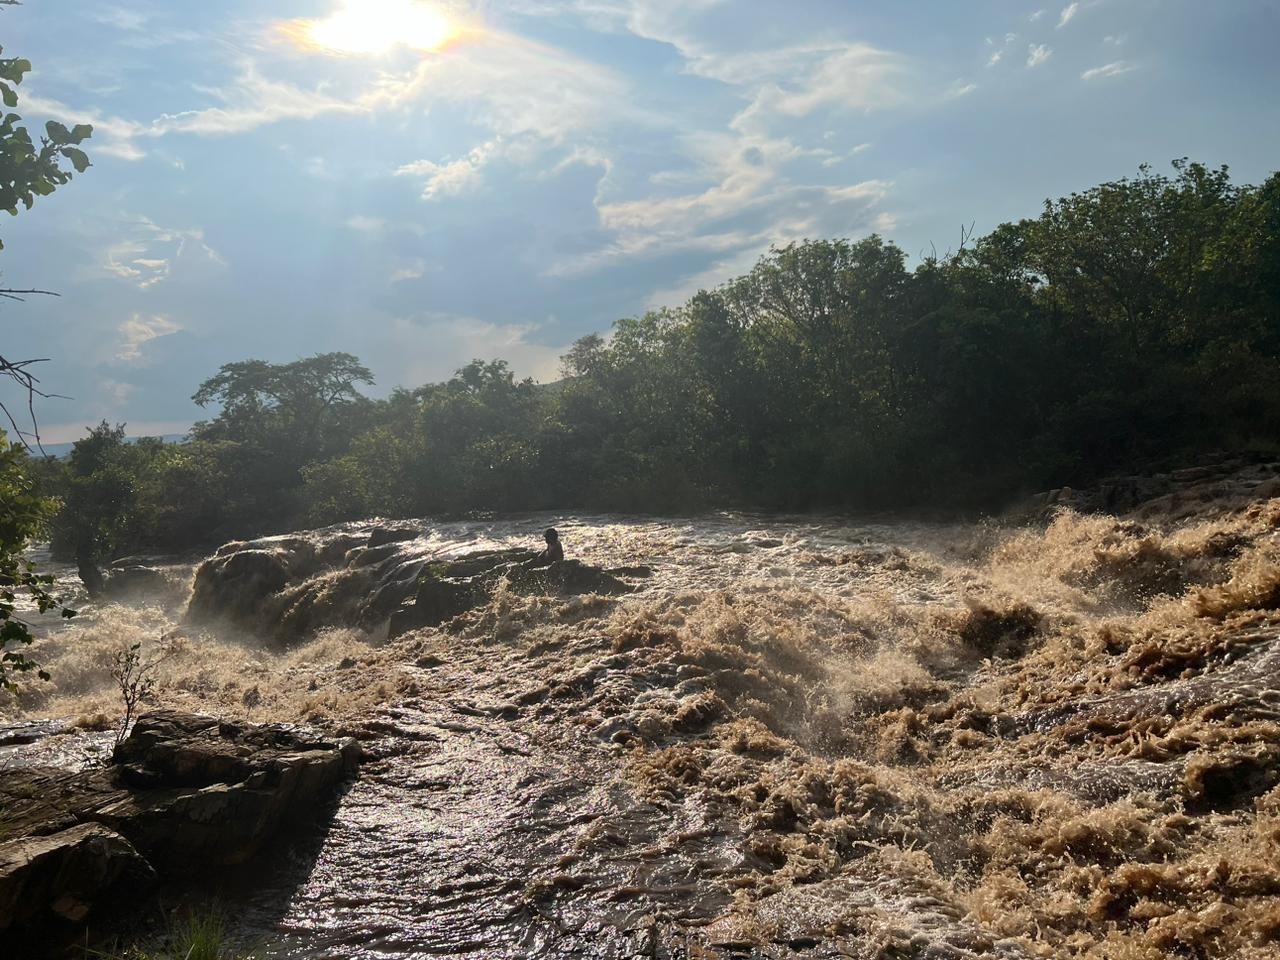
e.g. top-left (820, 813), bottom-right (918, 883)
top-left (528, 527), bottom-right (564, 567)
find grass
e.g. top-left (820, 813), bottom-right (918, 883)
top-left (84, 907), bottom-right (259, 960)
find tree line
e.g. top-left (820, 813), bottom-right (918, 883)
top-left (22, 159), bottom-right (1280, 575)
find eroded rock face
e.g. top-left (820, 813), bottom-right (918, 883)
top-left (0, 710), bottom-right (359, 955)
top-left (0, 823), bottom-right (155, 947)
top-left (186, 525), bottom-right (646, 645)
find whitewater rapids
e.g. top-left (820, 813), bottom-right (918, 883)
top-left (4, 478), bottom-right (1280, 958)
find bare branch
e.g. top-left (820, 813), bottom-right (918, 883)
top-left (0, 288), bottom-right (60, 302)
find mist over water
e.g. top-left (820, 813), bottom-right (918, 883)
top-left (5, 496), bottom-right (1280, 958)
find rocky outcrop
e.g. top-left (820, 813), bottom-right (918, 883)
top-left (0, 710), bottom-right (359, 954)
top-left (0, 824), bottom-right (155, 946)
top-left (1008, 454), bottom-right (1280, 523)
top-left (186, 525), bottom-right (649, 645)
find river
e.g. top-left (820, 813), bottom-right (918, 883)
top-left (4, 502), bottom-right (1280, 958)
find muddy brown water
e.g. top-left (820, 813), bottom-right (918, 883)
top-left (5, 508), bottom-right (1280, 958)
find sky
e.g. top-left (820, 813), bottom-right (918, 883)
top-left (2, 0), bottom-right (1278, 442)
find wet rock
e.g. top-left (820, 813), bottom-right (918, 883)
top-left (102, 564), bottom-right (174, 600)
top-left (187, 548), bottom-right (291, 624)
top-left (1007, 454), bottom-right (1280, 523)
top-left (389, 553), bottom-right (635, 638)
top-left (187, 525), bottom-right (643, 644)
top-left (0, 823), bottom-right (156, 951)
top-left (0, 710), bottom-right (359, 952)
top-left (367, 525), bottom-right (421, 548)
top-left (100, 711), bottom-right (360, 871)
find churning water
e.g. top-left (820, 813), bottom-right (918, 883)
top-left (5, 497), bottom-right (1280, 958)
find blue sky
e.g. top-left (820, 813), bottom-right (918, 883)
top-left (2, 0), bottom-right (1278, 442)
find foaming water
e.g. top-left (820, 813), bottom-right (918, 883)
top-left (6, 501), bottom-right (1280, 958)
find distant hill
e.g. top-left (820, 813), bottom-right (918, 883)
top-left (35, 433), bottom-right (188, 459)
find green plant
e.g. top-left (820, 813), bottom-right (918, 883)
top-left (110, 640), bottom-right (175, 751)
top-left (81, 906), bottom-right (259, 960)
top-left (1, 434), bottom-right (75, 689)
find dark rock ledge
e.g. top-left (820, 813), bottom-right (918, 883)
top-left (0, 710), bottom-right (359, 955)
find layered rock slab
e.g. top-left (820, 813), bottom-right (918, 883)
top-left (0, 710), bottom-right (359, 954)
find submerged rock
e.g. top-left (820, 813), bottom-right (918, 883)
top-left (0, 710), bottom-right (359, 955)
top-left (389, 554), bottom-right (635, 638)
top-left (101, 564), bottom-right (179, 602)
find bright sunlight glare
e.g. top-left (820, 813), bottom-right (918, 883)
top-left (297, 0), bottom-right (460, 56)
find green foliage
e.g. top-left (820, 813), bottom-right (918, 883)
top-left (0, 39), bottom-right (91, 249)
top-left (33, 160), bottom-right (1280, 551)
top-left (84, 905), bottom-right (258, 960)
top-left (0, 431), bottom-right (74, 690)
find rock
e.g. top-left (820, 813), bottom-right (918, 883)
top-left (388, 554), bottom-right (635, 638)
top-left (102, 564), bottom-right (174, 600)
top-left (367, 525), bottom-right (421, 548)
top-left (0, 710), bottom-right (360, 951)
top-left (507, 559), bottom-right (634, 597)
top-left (99, 711), bottom-right (360, 871)
top-left (187, 548), bottom-right (291, 624)
top-left (1005, 457), bottom-right (1280, 523)
top-left (0, 823), bottom-right (156, 951)
top-left (187, 526), bottom-right (646, 644)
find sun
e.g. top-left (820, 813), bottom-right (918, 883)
top-left (296, 0), bottom-right (460, 56)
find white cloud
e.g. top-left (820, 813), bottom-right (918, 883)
top-left (1030, 9), bottom-right (1046, 22)
top-left (641, 183), bottom-right (894, 306)
top-left (728, 43), bottom-right (907, 137)
top-left (366, 314), bottom-right (565, 386)
top-left (1082, 61), bottom-right (1136, 80)
top-left (149, 64), bottom-right (364, 137)
top-left (29, 30), bottom-right (628, 165)
top-left (94, 6), bottom-right (149, 31)
top-left (115, 314), bottom-right (181, 363)
top-left (502, 2), bottom-right (903, 283)
top-left (946, 80), bottom-right (978, 99)
top-left (396, 140), bottom-right (501, 200)
top-left (101, 217), bottom-right (223, 289)
top-left (821, 142), bottom-right (872, 167)
top-left (390, 259), bottom-right (428, 282)
top-left (1057, 3), bottom-right (1079, 28)
top-left (23, 65), bottom-right (364, 161)
top-left (1027, 44), bottom-right (1053, 68)
top-left (987, 51), bottom-right (1003, 67)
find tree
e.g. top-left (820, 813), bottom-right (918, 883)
top-left (0, 433), bottom-right (74, 689)
top-left (47, 422), bottom-right (138, 593)
top-left (192, 352), bottom-right (374, 453)
top-left (0, 24), bottom-right (92, 444)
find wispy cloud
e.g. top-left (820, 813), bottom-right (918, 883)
top-left (1057, 3), bottom-right (1079, 28)
top-left (390, 259), bottom-right (428, 283)
top-left (1027, 44), bottom-right (1053, 68)
top-left (946, 80), bottom-right (978, 99)
top-left (102, 217), bottom-right (223, 289)
top-left (116, 314), bottom-right (182, 363)
top-left (396, 140), bottom-right (502, 200)
top-left (1082, 60), bottom-right (1136, 80)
